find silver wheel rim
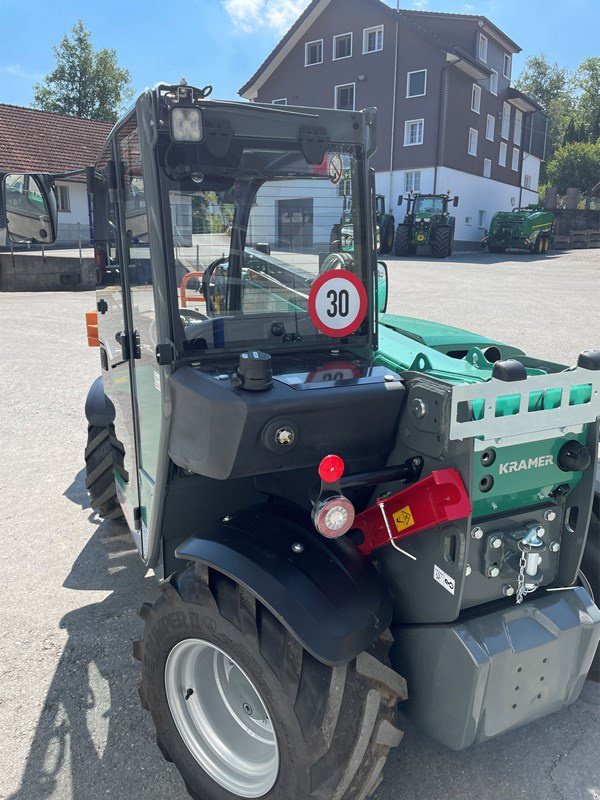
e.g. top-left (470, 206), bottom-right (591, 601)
top-left (165, 639), bottom-right (279, 798)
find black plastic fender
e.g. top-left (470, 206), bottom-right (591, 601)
top-left (175, 503), bottom-right (393, 666)
top-left (84, 376), bottom-right (115, 428)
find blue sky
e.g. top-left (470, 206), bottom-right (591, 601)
top-left (0, 0), bottom-right (598, 110)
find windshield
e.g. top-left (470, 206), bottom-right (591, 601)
top-left (160, 142), bottom-right (369, 353)
top-left (413, 196), bottom-right (444, 215)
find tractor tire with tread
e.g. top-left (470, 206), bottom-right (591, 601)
top-left (393, 224), bottom-right (411, 257)
top-left (429, 225), bottom-right (453, 259)
top-left (380, 221), bottom-right (395, 254)
top-left (135, 564), bottom-right (406, 800)
top-left (85, 423), bottom-right (127, 520)
top-left (581, 506), bottom-right (599, 681)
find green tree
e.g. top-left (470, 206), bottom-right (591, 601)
top-left (573, 57), bottom-right (600, 142)
top-left (545, 141), bottom-right (600, 193)
top-left (33, 20), bottom-right (133, 122)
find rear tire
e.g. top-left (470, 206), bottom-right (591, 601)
top-left (136, 566), bottom-right (406, 800)
top-left (430, 225), bottom-right (452, 258)
top-left (393, 224), bottom-right (411, 257)
top-left (380, 221), bottom-right (395, 254)
top-left (84, 423), bottom-right (127, 519)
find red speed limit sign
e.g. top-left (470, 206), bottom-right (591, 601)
top-left (308, 269), bottom-right (368, 337)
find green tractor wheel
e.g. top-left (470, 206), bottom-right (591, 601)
top-left (430, 225), bottom-right (453, 258)
top-left (85, 423), bottom-right (127, 520)
top-left (393, 224), bottom-right (411, 257)
top-left (380, 220), bottom-right (395, 254)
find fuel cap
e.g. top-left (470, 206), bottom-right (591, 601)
top-left (237, 351), bottom-right (273, 391)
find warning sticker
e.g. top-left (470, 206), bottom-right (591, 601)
top-left (393, 505), bottom-right (415, 533)
top-left (328, 153), bottom-right (343, 185)
top-left (433, 564), bottom-right (456, 595)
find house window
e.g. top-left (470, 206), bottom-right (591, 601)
top-left (465, 216), bottom-right (473, 226)
top-left (503, 53), bottom-right (512, 79)
top-left (404, 170), bottom-right (421, 193)
top-left (57, 185), bottom-right (70, 212)
top-left (468, 127), bottom-right (478, 156)
top-left (305, 39), bottom-right (323, 66)
top-left (333, 32), bottom-right (352, 60)
top-left (483, 158), bottom-right (492, 178)
top-left (513, 109), bottom-right (523, 144)
top-left (404, 118), bottom-right (424, 146)
top-left (335, 83), bottom-right (355, 110)
top-left (499, 141), bottom-right (508, 167)
top-left (512, 147), bottom-right (520, 171)
top-left (490, 69), bottom-right (498, 95)
top-left (524, 174), bottom-right (532, 189)
top-left (501, 101), bottom-right (511, 139)
top-left (272, 98), bottom-right (287, 105)
top-left (486, 114), bottom-right (495, 141)
top-left (406, 69), bottom-right (427, 98)
top-left (471, 83), bottom-right (481, 114)
top-left (478, 210), bottom-right (487, 228)
top-left (478, 33), bottom-right (488, 62)
top-left (363, 25), bottom-right (383, 54)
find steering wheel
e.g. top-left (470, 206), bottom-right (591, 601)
top-left (202, 256), bottom-right (229, 315)
top-left (179, 307), bottom-right (208, 325)
top-left (319, 251), bottom-right (354, 274)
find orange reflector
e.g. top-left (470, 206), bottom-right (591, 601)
top-left (86, 311), bottom-right (99, 347)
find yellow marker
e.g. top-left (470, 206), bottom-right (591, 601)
top-left (393, 505), bottom-right (415, 533)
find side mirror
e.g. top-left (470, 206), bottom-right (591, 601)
top-left (453, 196), bottom-right (459, 208)
top-left (2, 173), bottom-right (57, 244)
top-left (377, 261), bottom-right (388, 314)
top-left (397, 194), bottom-right (404, 207)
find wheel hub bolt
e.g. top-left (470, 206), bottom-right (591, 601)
top-left (243, 702), bottom-right (253, 715)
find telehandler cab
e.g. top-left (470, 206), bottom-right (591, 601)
top-left (2, 82), bottom-right (598, 800)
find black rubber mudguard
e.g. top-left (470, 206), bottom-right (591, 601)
top-left (175, 503), bottom-right (393, 666)
top-left (84, 376), bottom-right (115, 428)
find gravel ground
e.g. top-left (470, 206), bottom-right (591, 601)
top-left (0, 248), bottom-right (598, 800)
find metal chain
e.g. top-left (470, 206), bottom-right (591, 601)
top-left (516, 542), bottom-right (533, 605)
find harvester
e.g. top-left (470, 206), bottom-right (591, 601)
top-left (2, 82), bottom-right (598, 800)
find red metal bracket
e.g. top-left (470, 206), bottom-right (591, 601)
top-left (353, 469), bottom-right (471, 556)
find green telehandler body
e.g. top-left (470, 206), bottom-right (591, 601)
top-left (2, 83), bottom-right (598, 800)
top-left (485, 205), bottom-right (555, 254)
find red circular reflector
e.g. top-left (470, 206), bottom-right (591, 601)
top-left (318, 454), bottom-right (345, 483)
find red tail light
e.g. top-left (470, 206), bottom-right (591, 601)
top-left (312, 496), bottom-right (355, 538)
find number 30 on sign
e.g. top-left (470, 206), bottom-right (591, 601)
top-left (308, 269), bottom-right (368, 338)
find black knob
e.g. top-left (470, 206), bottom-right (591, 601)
top-left (237, 351), bottom-right (273, 391)
top-left (557, 440), bottom-right (591, 472)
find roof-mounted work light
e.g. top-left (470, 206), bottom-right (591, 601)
top-left (170, 106), bottom-right (204, 143)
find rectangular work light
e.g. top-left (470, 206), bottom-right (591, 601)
top-left (170, 107), bottom-right (204, 143)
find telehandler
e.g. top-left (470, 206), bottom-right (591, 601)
top-left (2, 82), bottom-right (598, 800)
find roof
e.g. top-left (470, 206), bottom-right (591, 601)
top-left (506, 87), bottom-right (543, 113)
top-left (239, 0), bottom-right (518, 98)
top-left (0, 104), bottom-right (112, 178)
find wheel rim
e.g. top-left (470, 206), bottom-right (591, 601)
top-left (165, 639), bottom-right (279, 798)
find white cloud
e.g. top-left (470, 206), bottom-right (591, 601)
top-left (412, 0), bottom-right (429, 8)
top-left (463, 2), bottom-right (475, 11)
top-left (0, 63), bottom-right (43, 81)
top-left (223, 0), bottom-right (310, 33)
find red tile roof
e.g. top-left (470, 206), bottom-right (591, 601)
top-left (0, 104), bottom-right (113, 177)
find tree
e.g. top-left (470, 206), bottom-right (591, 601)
top-left (545, 141), bottom-right (600, 194)
top-left (33, 20), bottom-right (133, 122)
top-left (573, 57), bottom-right (600, 143)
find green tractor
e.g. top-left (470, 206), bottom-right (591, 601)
top-left (484, 204), bottom-right (555, 254)
top-left (393, 192), bottom-right (458, 258)
top-left (4, 83), bottom-right (599, 800)
top-left (331, 192), bottom-right (395, 254)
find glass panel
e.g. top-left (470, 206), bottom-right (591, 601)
top-left (413, 196), bottom-right (444, 215)
top-left (164, 144), bottom-right (369, 353)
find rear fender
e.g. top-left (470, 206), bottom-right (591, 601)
top-left (84, 376), bottom-right (115, 428)
top-left (175, 503), bottom-right (393, 666)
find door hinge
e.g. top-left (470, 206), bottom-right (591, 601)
top-left (133, 506), bottom-right (142, 531)
top-left (115, 330), bottom-right (141, 361)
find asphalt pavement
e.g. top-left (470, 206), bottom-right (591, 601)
top-left (0, 248), bottom-right (599, 800)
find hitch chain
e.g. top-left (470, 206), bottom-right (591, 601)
top-left (516, 541), bottom-right (534, 605)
